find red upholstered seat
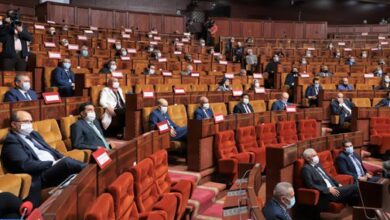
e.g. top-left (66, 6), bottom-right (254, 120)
top-left (277, 121), bottom-right (298, 144)
top-left (84, 193), bottom-right (115, 220)
top-left (214, 130), bottom-right (253, 180)
top-left (149, 150), bottom-right (194, 219)
top-left (236, 126), bottom-right (266, 171)
top-left (256, 123), bottom-right (285, 148)
top-left (130, 158), bottom-right (179, 220)
top-left (297, 119), bottom-right (318, 140)
top-left (370, 117), bottom-right (390, 154)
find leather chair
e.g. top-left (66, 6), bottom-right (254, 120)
top-left (107, 172), bottom-right (168, 220)
top-left (352, 98), bottom-right (371, 108)
top-left (84, 193), bottom-right (116, 220)
top-left (149, 150), bottom-right (194, 219)
top-left (142, 107), bottom-right (155, 132)
top-left (186, 104), bottom-right (198, 120)
top-left (43, 67), bottom-right (59, 92)
top-left (210, 102), bottom-right (228, 116)
top-left (135, 85), bottom-right (154, 94)
top-left (129, 158), bottom-right (179, 220)
top-left (236, 126), bottom-right (265, 171)
top-left (167, 105), bottom-right (187, 150)
top-left (0, 87), bottom-right (10, 101)
top-left (277, 121), bottom-right (298, 144)
top-left (256, 123), bottom-right (282, 148)
top-left (60, 115), bottom-right (79, 149)
top-left (33, 119), bottom-right (90, 162)
top-left (208, 84), bottom-right (218, 91)
top-left (267, 99), bottom-right (277, 111)
top-left (191, 84), bottom-right (208, 92)
top-left (214, 130), bottom-right (253, 181)
top-left (370, 117), bottom-right (390, 154)
top-left (251, 100), bottom-right (266, 113)
top-left (297, 119), bottom-right (318, 141)
top-left (372, 98), bottom-right (383, 107)
top-left (155, 84), bottom-right (173, 93)
top-left (355, 84), bottom-right (373, 90)
top-left (228, 101), bottom-right (239, 114)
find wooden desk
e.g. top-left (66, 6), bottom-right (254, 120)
top-left (40, 100), bottom-right (66, 120)
top-left (64, 96), bottom-right (91, 116)
top-left (40, 185), bottom-right (78, 220)
top-left (0, 103), bottom-right (10, 129)
top-left (97, 150), bottom-right (118, 194)
top-left (10, 100), bottom-right (40, 121)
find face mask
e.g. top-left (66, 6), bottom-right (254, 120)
top-left (255, 83), bottom-right (260, 87)
top-left (201, 43), bottom-right (205, 47)
top-left (362, 53), bottom-right (367, 58)
top-left (49, 31), bottom-right (56, 35)
top-left (115, 45), bottom-right (121, 50)
top-left (81, 50), bottom-right (89, 57)
top-left (314, 83), bottom-right (320, 87)
top-left (345, 146), bottom-right (354, 154)
top-left (112, 82), bottom-right (120, 89)
top-left (160, 106), bottom-right (168, 114)
top-left (312, 155), bottom-right (319, 165)
top-left (149, 69), bottom-right (155, 74)
top-left (21, 82), bottom-right (31, 91)
top-left (286, 196), bottom-right (296, 209)
top-left (62, 26), bottom-right (68, 31)
top-left (62, 40), bottom-right (69, 46)
top-left (19, 122), bottom-right (33, 136)
top-left (385, 78), bottom-right (390, 83)
top-left (85, 111), bottom-right (96, 122)
top-left (121, 51), bottom-right (127, 56)
top-left (273, 57), bottom-right (279, 62)
top-left (157, 53), bottom-right (162, 57)
top-left (203, 103), bottom-right (210, 109)
top-left (63, 62), bottom-right (71, 69)
top-left (302, 60), bottom-right (307, 64)
top-left (243, 98), bottom-right (250, 105)
top-left (110, 65), bottom-right (117, 71)
top-left (148, 47), bottom-right (154, 52)
top-left (148, 34), bottom-right (153, 38)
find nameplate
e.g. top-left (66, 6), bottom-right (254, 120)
top-left (227, 189), bottom-right (246, 197)
top-left (120, 56), bottom-right (130, 61)
top-left (48, 52), bottom-right (61, 59)
top-left (219, 60), bottom-right (228, 65)
top-left (344, 48), bottom-right (352, 51)
top-left (68, 44), bottom-right (79, 50)
top-left (232, 90), bottom-right (243, 97)
top-left (191, 72), bottom-right (200, 77)
top-left (381, 41), bottom-right (389, 45)
top-left (338, 42), bottom-right (346, 46)
top-left (44, 42), bottom-right (56, 48)
top-left (122, 34), bottom-right (130, 39)
top-left (174, 51), bottom-right (182, 55)
top-left (364, 73), bottom-right (374, 78)
top-left (111, 72), bottom-right (123, 78)
top-left (92, 148), bottom-right (112, 169)
top-left (157, 120), bottom-right (170, 134)
top-left (214, 113), bottom-right (224, 123)
top-left (77, 35), bottom-right (88, 40)
top-left (84, 30), bottom-right (93, 34)
top-left (162, 71), bottom-right (172, 76)
top-left (378, 36), bottom-right (386, 40)
top-left (300, 73), bottom-right (310, 78)
top-left (176, 42), bottom-right (184, 46)
top-left (255, 87), bottom-right (265, 93)
top-left (143, 90), bottom-right (154, 98)
top-left (225, 73), bottom-right (234, 79)
top-left (183, 32), bottom-right (191, 36)
top-left (182, 38), bottom-right (190, 42)
top-left (174, 88), bottom-right (185, 94)
top-left (47, 20), bottom-right (55, 24)
top-left (90, 26), bottom-right (98, 31)
top-left (193, 59), bottom-right (202, 64)
top-left (151, 31), bottom-right (158, 35)
top-left (223, 206), bottom-right (248, 217)
top-left (124, 28), bottom-right (132, 33)
top-left (34, 24), bottom-right (45, 30)
top-left (42, 92), bottom-right (62, 104)
top-left (286, 105), bottom-right (296, 113)
top-left (150, 41), bottom-right (158, 45)
top-left (361, 32), bottom-right (368, 36)
top-left (253, 73), bottom-right (263, 79)
top-left (107, 38), bottom-right (116, 43)
top-left (213, 52), bottom-right (221, 56)
top-left (307, 47), bottom-right (315, 51)
top-left (127, 48), bottom-right (137, 53)
top-left (153, 36), bottom-right (161, 41)
top-left (158, 58), bottom-right (167, 62)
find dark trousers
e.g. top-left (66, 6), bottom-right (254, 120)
top-left (1, 54), bottom-right (27, 71)
top-left (28, 157), bottom-right (85, 206)
top-left (328, 184), bottom-right (359, 205)
top-left (171, 126), bottom-right (187, 142)
top-left (58, 86), bottom-right (75, 97)
top-left (309, 98), bottom-right (319, 107)
top-left (0, 192), bottom-right (22, 219)
top-left (104, 108), bottom-right (125, 137)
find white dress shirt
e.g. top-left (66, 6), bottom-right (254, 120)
top-left (17, 133), bottom-right (55, 162)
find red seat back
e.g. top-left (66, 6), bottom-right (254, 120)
top-left (236, 126), bottom-right (258, 152)
top-left (256, 123), bottom-right (278, 145)
top-left (277, 121), bottom-right (298, 144)
top-left (298, 119), bottom-right (318, 140)
top-left (370, 117), bottom-right (390, 135)
top-left (84, 193), bottom-right (116, 220)
top-left (215, 130), bottom-right (239, 159)
top-left (294, 158), bottom-right (306, 189)
top-left (318, 150), bottom-right (337, 177)
top-left (149, 150), bottom-right (171, 194)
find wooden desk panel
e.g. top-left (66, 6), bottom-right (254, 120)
top-left (40, 100), bottom-right (66, 120)
top-left (310, 137), bottom-right (328, 153)
top-left (236, 113), bottom-right (255, 128)
top-left (216, 114), bottom-right (237, 132)
top-left (40, 185), bottom-right (78, 220)
top-left (207, 91), bottom-right (224, 103)
top-left (326, 133), bottom-right (345, 150)
top-left (10, 101), bottom-right (40, 121)
top-left (182, 76), bottom-right (199, 84)
top-left (0, 103), bottom-right (10, 129)
top-left (65, 96), bottom-right (91, 116)
top-left (97, 151), bottom-right (118, 194)
top-left (174, 94), bottom-right (191, 105)
top-left (190, 92), bottom-right (208, 104)
top-left (199, 75), bottom-right (216, 85)
top-left (270, 110), bottom-right (288, 123)
top-left (136, 131), bottom-right (154, 161)
top-left (304, 107), bottom-right (324, 121)
top-left (152, 131), bottom-right (170, 152)
top-left (254, 112), bottom-right (271, 124)
top-left (145, 75), bottom-right (164, 84)
top-left (116, 139), bottom-right (137, 174)
top-left (155, 93), bottom-right (174, 106)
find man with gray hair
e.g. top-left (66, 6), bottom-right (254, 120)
top-left (245, 48), bottom-right (258, 74)
top-left (301, 148), bottom-right (359, 212)
top-left (4, 73), bottom-right (37, 102)
top-left (262, 182), bottom-right (295, 220)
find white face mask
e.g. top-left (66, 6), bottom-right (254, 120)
top-left (21, 82), bottom-right (31, 91)
top-left (203, 103), bottom-right (210, 109)
top-left (345, 146), bottom-right (354, 154)
top-left (121, 51), bottom-right (127, 56)
top-left (112, 82), bottom-right (120, 89)
top-left (85, 111), bottom-right (96, 122)
top-left (115, 45), bottom-right (122, 50)
top-left (243, 98), bottom-right (250, 105)
top-left (149, 69), bottom-right (155, 74)
top-left (19, 123), bottom-right (33, 136)
top-left (160, 106), bottom-right (168, 113)
top-left (312, 155), bottom-right (319, 165)
top-left (110, 65), bottom-right (117, 71)
top-left (255, 82), bottom-right (260, 88)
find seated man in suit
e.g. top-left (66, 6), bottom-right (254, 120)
top-left (262, 182), bottom-right (295, 220)
top-left (99, 77), bottom-right (125, 138)
top-left (337, 78), bottom-right (353, 91)
top-left (1, 111), bottom-right (85, 206)
top-left (233, 93), bottom-right (254, 114)
top-left (375, 91), bottom-right (390, 107)
top-left (99, 60), bottom-right (117, 74)
top-left (301, 148), bottom-right (359, 212)
top-left (375, 75), bottom-right (390, 90)
top-left (331, 92), bottom-right (355, 129)
top-left (271, 92), bottom-right (291, 111)
top-left (194, 96), bottom-right (213, 120)
top-left (51, 58), bottom-right (75, 97)
top-left (284, 67), bottom-right (299, 89)
top-left (181, 64), bottom-right (193, 76)
top-left (143, 64), bottom-right (156, 75)
top-left (4, 73), bottom-right (38, 102)
top-left (71, 102), bottom-right (112, 151)
top-left (316, 65), bottom-right (333, 78)
top-left (336, 140), bottom-right (380, 182)
top-left (373, 66), bottom-right (385, 77)
top-left (305, 77), bottom-right (322, 107)
top-left (149, 98), bottom-right (187, 142)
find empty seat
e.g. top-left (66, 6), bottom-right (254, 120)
top-left (370, 117), bottom-right (390, 154)
top-left (210, 102), bottom-right (228, 116)
top-left (135, 85), bottom-right (154, 93)
top-left (167, 105), bottom-right (187, 127)
top-left (84, 193), bottom-right (115, 220)
top-left (277, 121), bottom-right (298, 144)
top-left (352, 98), bottom-right (371, 107)
top-left (191, 84), bottom-right (208, 92)
top-left (214, 130), bottom-right (253, 180)
top-left (228, 101), bottom-right (239, 114)
top-left (155, 84), bottom-right (173, 93)
top-left (251, 100), bottom-right (266, 113)
top-left (0, 87), bottom-right (10, 101)
top-left (236, 126), bottom-right (265, 171)
top-left (297, 119), bottom-right (318, 141)
top-left (355, 84), bottom-right (373, 90)
top-left (256, 123), bottom-right (280, 147)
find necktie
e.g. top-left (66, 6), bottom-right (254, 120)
top-left (203, 109), bottom-right (210, 119)
top-left (114, 91), bottom-right (123, 109)
top-left (315, 165), bottom-right (335, 187)
top-left (350, 154), bottom-right (365, 176)
top-left (88, 122), bottom-right (110, 149)
top-left (244, 104), bottom-right (251, 113)
top-left (24, 92), bottom-right (31, 101)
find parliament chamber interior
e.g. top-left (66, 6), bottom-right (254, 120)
top-left (0, 0), bottom-right (390, 219)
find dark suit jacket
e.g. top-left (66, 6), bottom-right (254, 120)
top-left (1, 131), bottom-right (62, 176)
top-left (265, 61), bottom-right (278, 74)
top-left (0, 25), bottom-right (32, 58)
top-left (301, 163), bottom-right (339, 195)
top-left (3, 88), bottom-right (38, 102)
top-left (194, 107), bottom-right (213, 120)
top-left (233, 102), bottom-right (254, 114)
top-left (51, 67), bottom-right (75, 88)
top-left (262, 199), bottom-right (291, 220)
top-left (284, 72), bottom-right (298, 87)
top-left (149, 109), bottom-right (179, 130)
top-left (99, 67), bottom-right (112, 74)
top-left (331, 99), bottom-right (355, 116)
top-left (336, 151), bottom-right (367, 180)
top-left (71, 119), bottom-right (106, 151)
top-left (271, 100), bottom-right (291, 111)
top-left (375, 98), bottom-right (390, 108)
top-left (305, 85), bottom-right (323, 98)
top-left (337, 84), bottom-right (353, 91)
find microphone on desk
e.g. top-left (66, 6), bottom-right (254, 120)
top-left (238, 163), bottom-right (260, 191)
top-left (19, 201), bottom-right (33, 220)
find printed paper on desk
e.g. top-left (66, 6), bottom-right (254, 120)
top-left (157, 121), bottom-right (170, 134)
top-left (193, 59), bottom-right (202, 64)
top-left (176, 42), bottom-right (184, 46)
top-left (77, 35), bottom-right (87, 40)
top-left (307, 47), bottom-right (315, 51)
top-left (344, 48), bottom-right (352, 51)
top-left (107, 38), bottom-right (116, 43)
top-left (379, 36), bottom-right (386, 40)
top-left (151, 31), bottom-right (158, 35)
top-left (191, 72), bottom-right (200, 77)
top-left (361, 32), bottom-right (368, 36)
top-left (371, 48), bottom-right (379, 51)
top-left (381, 41), bottom-right (389, 45)
top-left (364, 73), bottom-right (374, 78)
top-left (34, 24), bottom-right (45, 30)
top-left (286, 105), bottom-right (296, 112)
top-left (232, 90), bottom-right (243, 97)
top-left (44, 42), bottom-right (56, 48)
top-left (127, 48), bottom-right (137, 53)
top-left (150, 41), bottom-right (158, 45)
top-left (225, 73), bottom-right (234, 79)
top-left (92, 148), bottom-right (112, 169)
top-left (255, 87), bottom-right (265, 94)
top-left (42, 92), bottom-right (62, 104)
top-left (124, 28), bottom-right (132, 33)
top-left (300, 73), bottom-right (310, 78)
top-left (48, 52), bottom-right (61, 59)
top-left (182, 38), bottom-right (189, 42)
top-left (68, 44), bottom-right (79, 50)
top-left (143, 90), bottom-right (154, 98)
top-left (213, 52), bottom-right (221, 56)
top-left (47, 20), bottom-right (55, 24)
top-left (121, 56), bottom-right (130, 61)
top-left (90, 26), bottom-right (98, 31)
top-left (122, 34), bottom-right (130, 39)
top-left (154, 36), bottom-right (161, 40)
top-left (158, 58), bottom-right (167, 62)
top-left (184, 32), bottom-right (191, 36)
top-left (174, 88), bottom-right (185, 94)
top-left (253, 73), bottom-right (263, 79)
top-left (214, 113), bottom-right (224, 123)
top-left (174, 51), bottom-right (182, 55)
top-left (111, 72), bottom-right (123, 78)
top-left (219, 60), bottom-right (228, 65)
top-left (84, 30), bottom-right (93, 34)
top-left (162, 71), bottom-right (172, 76)
top-left (338, 42), bottom-right (346, 46)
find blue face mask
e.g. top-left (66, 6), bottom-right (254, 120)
top-left (81, 50), bottom-right (89, 57)
top-left (286, 196), bottom-right (295, 209)
top-left (63, 62), bottom-right (71, 69)
top-left (345, 146), bottom-right (354, 154)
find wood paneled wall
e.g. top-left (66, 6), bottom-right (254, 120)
top-left (212, 17), bottom-right (327, 39)
top-left (35, 2), bottom-right (184, 33)
top-left (328, 24), bottom-right (390, 34)
top-left (0, 2), bottom-right (35, 16)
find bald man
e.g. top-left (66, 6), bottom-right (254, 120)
top-left (331, 92), bottom-right (355, 129)
top-left (194, 96), bottom-right (213, 120)
top-left (316, 65), bottom-right (333, 78)
top-left (51, 58), bottom-right (75, 97)
top-left (262, 182), bottom-right (295, 220)
top-left (271, 92), bottom-right (291, 111)
top-left (149, 99), bottom-right (187, 141)
top-left (337, 78), bottom-right (353, 91)
top-left (1, 111), bottom-right (85, 206)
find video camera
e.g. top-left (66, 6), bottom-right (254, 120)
top-left (5, 9), bottom-right (22, 26)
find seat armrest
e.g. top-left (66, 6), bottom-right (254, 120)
top-left (297, 188), bottom-right (320, 206)
top-left (334, 174), bottom-right (354, 185)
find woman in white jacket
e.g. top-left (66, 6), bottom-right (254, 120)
top-left (99, 77), bottom-right (125, 138)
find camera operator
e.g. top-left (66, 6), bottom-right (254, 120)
top-left (0, 9), bottom-right (32, 71)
